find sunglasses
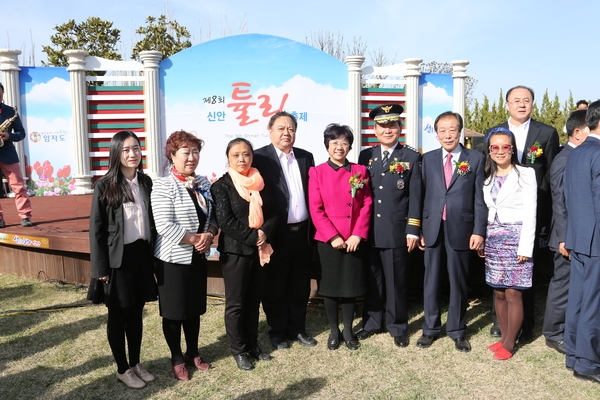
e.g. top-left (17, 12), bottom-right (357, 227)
top-left (489, 144), bottom-right (513, 154)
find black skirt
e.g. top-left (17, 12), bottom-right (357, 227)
top-left (155, 252), bottom-right (208, 320)
top-left (317, 241), bottom-right (366, 298)
top-left (87, 239), bottom-right (158, 308)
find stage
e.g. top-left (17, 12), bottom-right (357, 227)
top-left (0, 195), bottom-right (228, 295)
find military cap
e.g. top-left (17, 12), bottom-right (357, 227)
top-left (369, 104), bottom-right (404, 124)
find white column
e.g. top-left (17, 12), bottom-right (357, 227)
top-left (452, 60), bottom-right (469, 143)
top-left (138, 51), bottom-right (163, 179)
top-left (344, 55), bottom-right (365, 162)
top-left (403, 58), bottom-right (423, 150)
top-left (65, 49), bottom-right (93, 195)
top-left (0, 49), bottom-right (26, 176)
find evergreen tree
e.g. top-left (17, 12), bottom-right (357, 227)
top-left (42, 17), bottom-right (121, 66)
top-left (131, 15), bottom-right (192, 61)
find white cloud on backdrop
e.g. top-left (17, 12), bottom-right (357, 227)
top-left (164, 74), bottom-right (348, 175)
top-left (25, 78), bottom-right (70, 105)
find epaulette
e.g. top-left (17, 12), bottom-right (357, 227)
top-left (404, 145), bottom-right (419, 153)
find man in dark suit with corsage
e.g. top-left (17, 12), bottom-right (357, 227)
top-left (356, 104), bottom-right (422, 348)
top-left (542, 109), bottom-right (589, 354)
top-left (253, 111), bottom-right (317, 350)
top-left (486, 85), bottom-right (560, 341)
top-left (563, 100), bottom-right (600, 384)
top-left (417, 111), bottom-right (487, 352)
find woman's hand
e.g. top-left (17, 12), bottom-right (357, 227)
top-left (257, 229), bottom-right (267, 247)
top-left (97, 275), bottom-right (109, 284)
top-left (196, 232), bottom-right (214, 253)
top-left (330, 235), bottom-right (346, 250)
top-left (345, 235), bottom-right (362, 253)
top-left (517, 255), bottom-right (530, 263)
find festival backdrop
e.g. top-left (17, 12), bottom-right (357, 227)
top-left (418, 73), bottom-right (454, 153)
top-left (160, 34), bottom-right (349, 179)
top-left (19, 67), bottom-right (75, 196)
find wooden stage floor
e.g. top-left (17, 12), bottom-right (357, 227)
top-left (0, 195), bottom-right (226, 295)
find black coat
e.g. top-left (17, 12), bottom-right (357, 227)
top-left (358, 144), bottom-right (422, 248)
top-left (252, 144), bottom-right (314, 247)
top-left (89, 172), bottom-right (154, 278)
top-left (211, 172), bottom-right (278, 257)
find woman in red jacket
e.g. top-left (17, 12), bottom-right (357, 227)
top-left (308, 124), bottom-right (372, 351)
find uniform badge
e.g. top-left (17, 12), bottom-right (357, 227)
top-left (397, 178), bottom-right (405, 189)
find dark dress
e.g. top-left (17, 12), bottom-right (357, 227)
top-left (317, 242), bottom-right (366, 298)
top-left (155, 190), bottom-right (208, 320)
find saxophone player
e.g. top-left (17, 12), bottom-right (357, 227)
top-left (0, 82), bottom-right (33, 228)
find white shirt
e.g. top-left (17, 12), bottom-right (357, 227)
top-left (380, 143), bottom-right (398, 158)
top-left (442, 146), bottom-right (462, 166)
top-left (123, 176), bottom-right (151, 244)
top-left (508, 117), bottom-right (531, 161)
top-left (275, 147), bottom-right (309, 223)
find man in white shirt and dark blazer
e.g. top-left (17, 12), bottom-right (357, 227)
top-left (253, 111), bottom-right (317, 350)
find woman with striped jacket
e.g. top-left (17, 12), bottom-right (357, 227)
top-left (151, 131), bottom-right (218, 381)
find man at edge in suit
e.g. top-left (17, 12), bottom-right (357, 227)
top-left (417, 111), bottom-right (486, 352)
top-left (486, 85), bottom-right (559, 341)
top-left (542, 110), bottom-right (589, 354)
top-left (356, 104), bottom-right (422, 348)
top-left (563, 100), bottom-right (600, 384)
top-left (253, 111), bottom-right (317, 350)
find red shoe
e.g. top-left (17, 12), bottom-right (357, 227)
top-left (172, 363), bottom-right (190, 381)
top-left (184, 354), bottom-right (211, 371)
top-left (488, 341), bottom-right (503, 352)
top-left (493, 347), bottom-right (513, 360)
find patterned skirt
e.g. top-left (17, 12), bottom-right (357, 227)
top-left (485, 221), bottom-right (533, 289)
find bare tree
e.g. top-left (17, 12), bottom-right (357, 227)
top-left (420, 61), bottom-right (478, 106)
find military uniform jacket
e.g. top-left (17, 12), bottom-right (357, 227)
top-left (358, 144), bottom-right (422, 248)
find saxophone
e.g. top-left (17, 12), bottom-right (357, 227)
top-left (0, 107), bottom-right (19, 148)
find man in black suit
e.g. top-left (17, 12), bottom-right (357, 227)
top-left (417, 111), bottom-right (487, 352)
top-left (253, 111), bottom-right (317, 350)
top-left (355, 104), bottom-right (422, 348)
top-left (563, 100), bottom-right (600, 384)
top-left (542, 110), bottom-right (589, 354)
top-left (486, 85), bottom-right (560, 341)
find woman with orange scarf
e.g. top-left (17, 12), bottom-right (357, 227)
top-left (211, 138), bottom-right (278, 370)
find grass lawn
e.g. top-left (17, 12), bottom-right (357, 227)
top-left (1, 273), bottom-right (599, 399)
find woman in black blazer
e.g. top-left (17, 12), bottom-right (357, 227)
top-left (211, 138), bottom-right (278, 371)
top-left (88, 131), bottom-right (158, 389)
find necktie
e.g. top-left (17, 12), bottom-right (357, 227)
top-left (442, 153), bottom-right (453, 220)
top-left (382, 150), bottom-right (390, 170)
top-left (444, 153), bottom-right (453, 188)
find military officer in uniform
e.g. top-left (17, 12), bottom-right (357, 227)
top-left (356, 104), bottom-right (422, 347)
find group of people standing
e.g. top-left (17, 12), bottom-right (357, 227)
top-left (88, 84), bottom-right (599, 389)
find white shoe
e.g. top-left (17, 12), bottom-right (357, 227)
top-left (132, 363), bottom-right (155, 382)
top-left (116, 368), bottom-right (146, 389)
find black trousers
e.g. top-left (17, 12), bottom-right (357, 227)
top-left (221, 252), bottom-right (264, 356)
top-left (262, 224), bottom-right (311, 338)
top-left (542, 250), bottom-right (571, 341)
top-left (422, 222), bottom-right (470, 339)
top-left (362, 246), bottom-right (409, 337)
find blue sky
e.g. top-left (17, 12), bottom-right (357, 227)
top-left (4, 0), bottom-right (598, 105)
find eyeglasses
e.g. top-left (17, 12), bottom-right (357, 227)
top-left (489, 144), bottom-right (513, 154)
top-left (329, 141), bottom-right (350, 148)
top-left (508, 98), bottom-right (532, 106)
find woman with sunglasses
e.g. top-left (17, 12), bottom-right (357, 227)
top-left (478, 127), bottom-right (537, 360)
